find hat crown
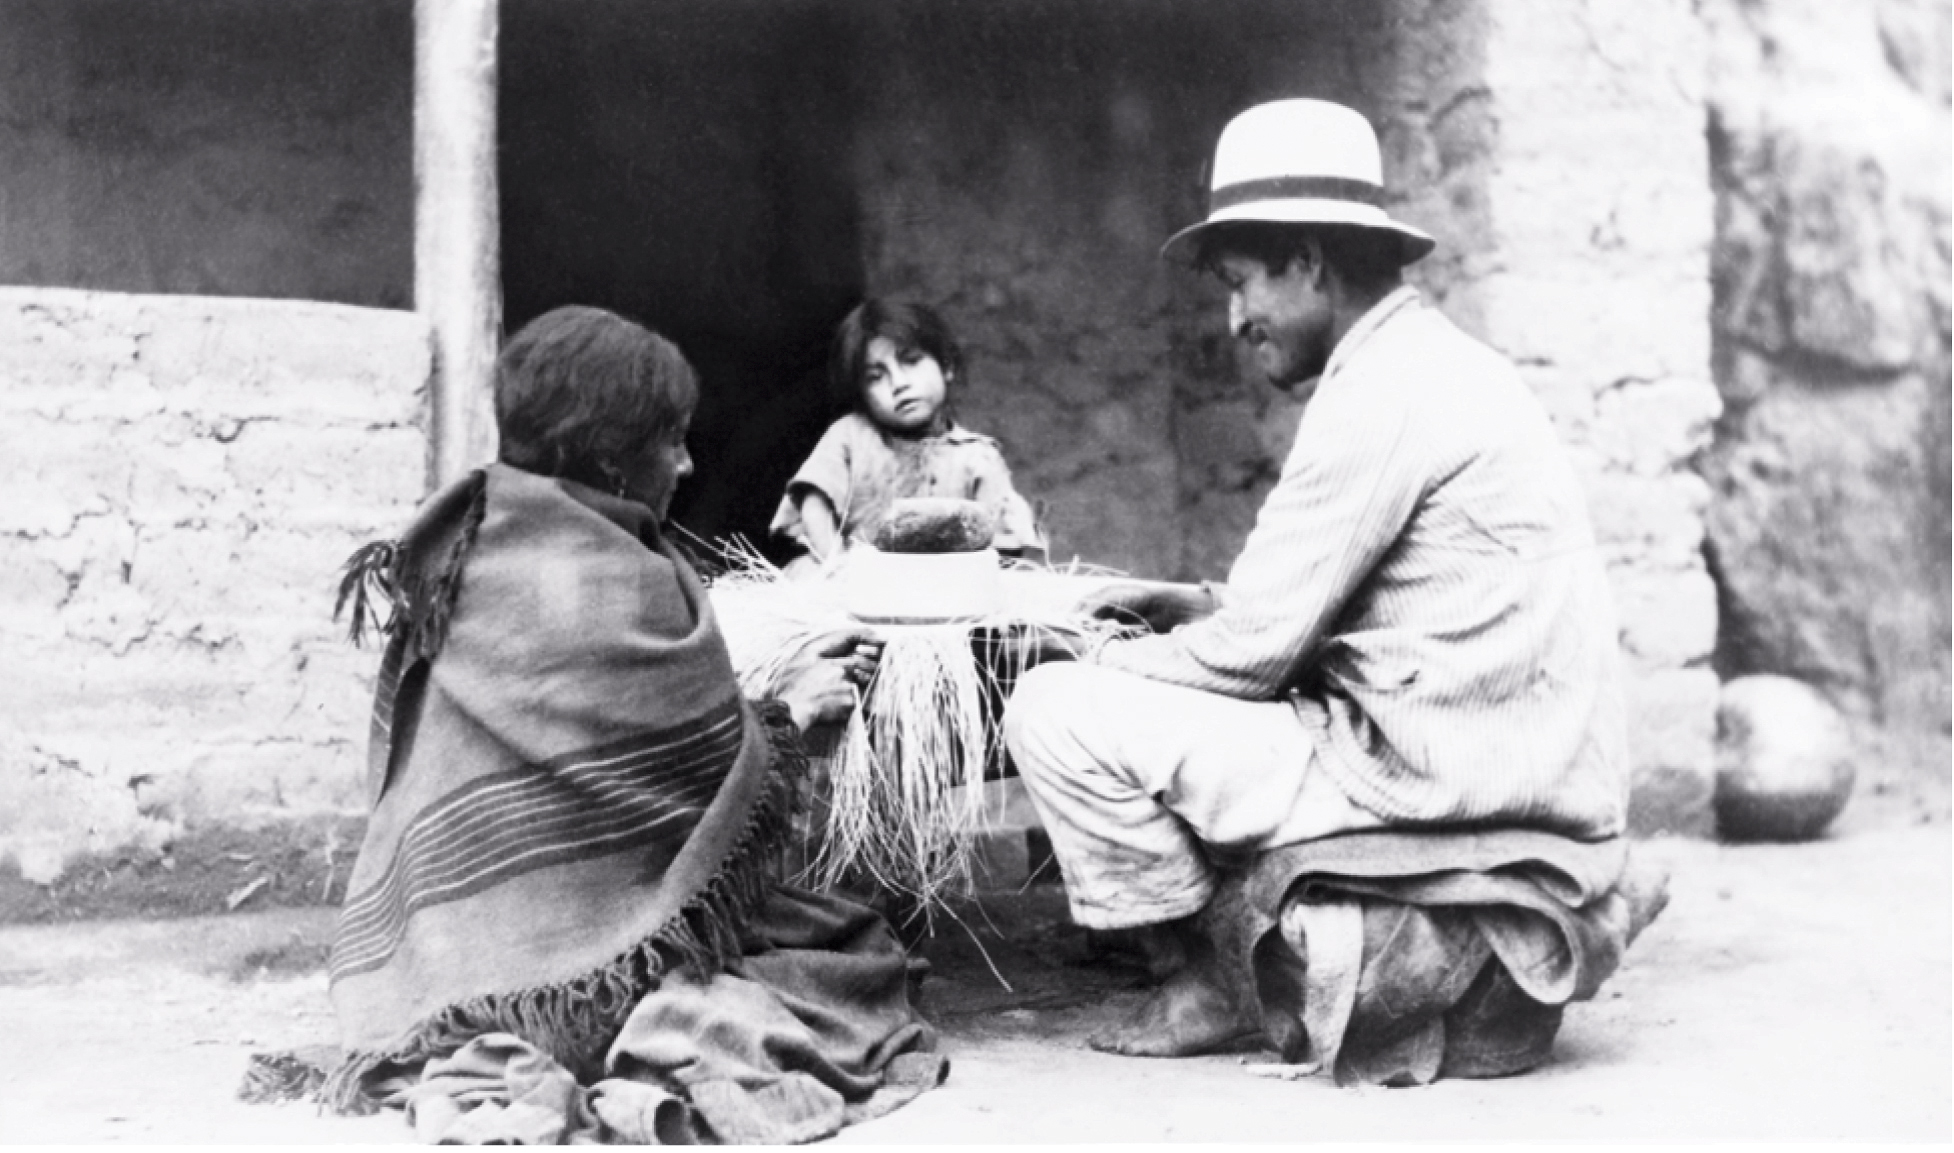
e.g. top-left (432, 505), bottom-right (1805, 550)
top-left (1210, 99), bottom-right (1383, 191)
top-left (1158, 97), bottom-right (1434, 267)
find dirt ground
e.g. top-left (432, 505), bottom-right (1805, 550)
top-left (1, 790), bottom-right (1947, 1144)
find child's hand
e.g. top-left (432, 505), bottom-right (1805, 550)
top-left (799, 491), bottom-right (843, 560)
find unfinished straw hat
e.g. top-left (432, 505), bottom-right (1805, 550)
top-left (1162, 98), bottom-right (1436, 266)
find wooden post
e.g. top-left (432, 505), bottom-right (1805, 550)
top-left (416, 0), bottom-right (502, 488)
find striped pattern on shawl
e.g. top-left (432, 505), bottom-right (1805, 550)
top-left (325, 464), bottom-right (800, 1111)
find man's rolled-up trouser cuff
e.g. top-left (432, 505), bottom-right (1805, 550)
top-left (1065, 874), bottom-right (1214, 931)
top-left (1006, 662), bottom-right (1225, 931)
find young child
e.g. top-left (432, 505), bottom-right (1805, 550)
top-left (771, 299), bottom-right (1045, 567)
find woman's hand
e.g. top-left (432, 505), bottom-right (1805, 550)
top-left (773, 628), bottom-right (883, 733)
top-left (1079, 580), bottom-right (1217, 634)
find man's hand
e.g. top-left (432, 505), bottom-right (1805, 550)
top-left (772, 628), bottom-right (883, 732)
top-left (978, 623), bottom-right (1089, 671)
top-left (1080, 581), bottom-right (1217, 634)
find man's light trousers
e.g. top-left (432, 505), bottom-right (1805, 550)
top-left (1002, 661), bottom-right (1381, 930)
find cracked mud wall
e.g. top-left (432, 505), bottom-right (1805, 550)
top-left (0, 290), bottom-right (428, 887)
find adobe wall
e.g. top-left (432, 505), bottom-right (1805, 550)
top-left (0, 290), bottom-right (428, 894)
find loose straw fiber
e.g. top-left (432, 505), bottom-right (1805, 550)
top-left (707, 542), bottom-right (1135, 910)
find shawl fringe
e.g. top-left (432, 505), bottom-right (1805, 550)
top-left (320, 699), bottom-right (809, 1115)
top-left (333, 470), bottom-right (490, 658)
top-left (334, 540), bottom-right (399, 647)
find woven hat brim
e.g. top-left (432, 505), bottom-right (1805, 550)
top-left (1160, 199), bottom-right (1437, 267)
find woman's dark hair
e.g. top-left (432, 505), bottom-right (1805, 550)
top-left (494, 305), bottom-right (697, 488)
top-left (829, 299), bottom-right (966, 408)
top-left (1196, 222), bottom-right (1406, 295)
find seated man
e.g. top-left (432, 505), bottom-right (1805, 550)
top-left (1004, 99), bottom-right (1661, 1082)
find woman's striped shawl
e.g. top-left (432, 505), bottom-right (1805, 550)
top-left (325, 464), bottom-right (798, 1111)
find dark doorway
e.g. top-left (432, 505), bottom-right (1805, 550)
top-left (501, 0), bottom-right (864, 554)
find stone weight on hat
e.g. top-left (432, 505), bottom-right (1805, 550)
top-left (1162, 98), bottom-right (1436, 267)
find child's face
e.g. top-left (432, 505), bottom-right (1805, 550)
top-left (861, 336), bottom-right (949, 435)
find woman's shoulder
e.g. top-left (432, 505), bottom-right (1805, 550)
top-left (468, 470), bottom-right (699, 648)
top-left (478, 466), bottom-right (680, 588)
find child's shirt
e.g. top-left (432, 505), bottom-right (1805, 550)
top-left (770, 413), bottom-right (1045, 555)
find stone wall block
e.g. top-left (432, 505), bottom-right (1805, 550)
top-left (1778, 138), bottom-right (1941, 373)
top-left (125, 526), bottom-right (257, 638)
top-left (0, 296), bottom-right (145, 397)
top-left (289, 640), bottom-right (386, 737)
top-left (1585, 470), bottom-right (1713, 570)
top-left (1592, 376), bottom-right (1723, 477)
top-left (9, 644), bottom-right (259, 737)
top-left (0, 289), bottom-right (431, 429)
top-left (1479, 272), bottom-right (1715, 384)
top-left (46, 516), bottom-right (147, 654)
top-left (1613, 565), bottom-right (1720, 672)
top-left (1719, 115), bottom-right (1944, 374)
top-left (225, 535), bottom-right (370, 635)
top-left (1705, 372), bottom-right (1948, 718)
top-left (0, 416), bottom-right (136, 537)
top-left (223, 421), bottom-right (425, 512)
top-left (0, 733), bottom-right (178, 887)
top-left (1523, 368), bottom-right (1600, 448)
top-left (126, 440), bottom-right (236, 530)
top-left (0, 539), bottom-right (72, 630)
top-left (1484, 157), bottom-right (1715, 276)
top-left (160, 740), bottom-right (365, 827)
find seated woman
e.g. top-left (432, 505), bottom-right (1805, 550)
top-left (324, 306), bottom-right (943, 1144)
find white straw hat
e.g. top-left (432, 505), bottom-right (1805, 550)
top-left (1162, 99), bottom-right (1435, 266)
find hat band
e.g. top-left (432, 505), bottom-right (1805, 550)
top-left (1209, 175), bottom-right (1384, 214)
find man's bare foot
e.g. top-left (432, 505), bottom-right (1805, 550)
top-left (1087, 955), bottom-right (1256, 1057)
top-left (1081, 924), bottom-right (1189, 981)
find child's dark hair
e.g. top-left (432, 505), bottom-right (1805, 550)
top-left (829, 299), bottom-right (965, 408)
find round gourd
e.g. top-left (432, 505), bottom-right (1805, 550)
top-left (872, 497), bottom-right (996, 554)
top-left (1713, 675), bottom-right (1856, 842)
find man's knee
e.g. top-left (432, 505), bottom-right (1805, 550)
top-left (1002, 661), bottom-right (1105, 770)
